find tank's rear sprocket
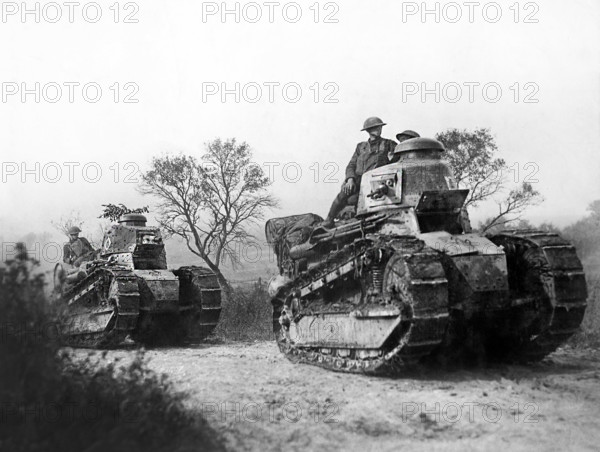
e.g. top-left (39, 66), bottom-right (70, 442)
top-left (488, 230), bottom-right (588, 361)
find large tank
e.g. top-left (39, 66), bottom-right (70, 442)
top-left (266, 138), bottom-right (588, 374)
top-left (53, 214), bottom-right (222, 347)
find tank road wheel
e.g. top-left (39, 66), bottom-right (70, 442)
top-left (489, 231), bottom-right (588, 362)
top-left (174, 266), bottom-right (222, 342)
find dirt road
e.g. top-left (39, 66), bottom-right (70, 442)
top-left (87, 342), bottom-right (600, 452)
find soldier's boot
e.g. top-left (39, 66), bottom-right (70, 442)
top-left (321, 194), bottom-right (346, 229)
top-left (321, 217), bottom-right (335, 229)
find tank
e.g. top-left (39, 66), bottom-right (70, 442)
top-left (53, 214), bottom-right (222, 347)
top-left (266, 138), bottom-right (588, 374)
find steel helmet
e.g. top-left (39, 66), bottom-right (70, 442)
top-left (361, 116), bottom-right (387, 131)
top-left (394, 137), bottom-right (445, 154)
top-left (68, 226), bottom-right (82, 235)
top-left (396, 130), bottom-right (421, 141)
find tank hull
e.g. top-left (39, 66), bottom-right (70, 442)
top-left (271, 229), bottom-right (587, 374)
top-left (57, 265), bottom-right (222, 348)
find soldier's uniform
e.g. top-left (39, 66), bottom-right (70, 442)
top-left (63, 230), bottom-right (95, 267)
top-left (323, 117), bottom-right (397, 225)
top-left (343, 136), bottom-right (397, 195)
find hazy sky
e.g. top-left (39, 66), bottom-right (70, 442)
top-left (1, 0), bottom-right (599, 241)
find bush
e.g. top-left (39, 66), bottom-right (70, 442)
top-left (0, 244), bottom-right (224, 452)
top-left (213, 285), bottom-right (273, 342)
top-left (570, 274), bottom-right (600, 348)
top-left (0, 244), bottom-right (61, 414)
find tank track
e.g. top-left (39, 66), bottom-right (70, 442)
top-left (489, 230), bottom-right (588, 361)
top-left (272, 236), bottom-right (449, 375)
top-left (174, 266), bottom-right (222, 341)
top-left (61, 268), bottom-right (139, 348)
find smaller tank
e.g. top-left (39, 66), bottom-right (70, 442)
top-left (54, 214), bottom-right (222, 348)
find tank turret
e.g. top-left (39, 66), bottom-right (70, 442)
top-left (118, 213), bottom-right (148, 226)
top-left (101, 214), bottom-right (167, 269)
top-left (357, 138), bottom-right (460, 216)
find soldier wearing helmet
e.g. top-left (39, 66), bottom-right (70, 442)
top-left (396, 129), bottom-right (420, 142)
top-left (389, 130), bottom-right (421, 162)
top-left (321, 117), bottom-right (397, 228)
top-left (63, 226), bottom-right (95, 267)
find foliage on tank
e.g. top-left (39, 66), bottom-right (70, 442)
top-left (99, 203), bottom-right (150, 222)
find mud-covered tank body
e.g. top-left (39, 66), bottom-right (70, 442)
top-left (101, 216), bottom-right (181, 317)
top-left (55, 214), bottom-right (222, 347)
top-left (267, 137), bottom-right (587, 374)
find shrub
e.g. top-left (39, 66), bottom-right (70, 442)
top-left (213, 285), bottom-right (273, 342)
top-left (570, 274), bottom-right (600, 348)
top-left (0, 244), bottom-right (224, 452)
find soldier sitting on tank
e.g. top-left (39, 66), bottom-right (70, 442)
top-left (63, 226), bottom-right (95, 267)
top-left (321, 117), bottom-right (397, 228)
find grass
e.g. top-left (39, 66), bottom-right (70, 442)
top-left (212, 285), bottom-right (273, 342)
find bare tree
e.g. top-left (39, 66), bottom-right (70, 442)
top-left (51, 210), bottom-right (84, 237)
top-left (51, 210), bottom-right (109, 249)
top-left (479, 182), bottom-right (543, 233)
top-left (436, 128), bottom-right (543, 232)
top-left (139, 138), bottom-right (278, 293)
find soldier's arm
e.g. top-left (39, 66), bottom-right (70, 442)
top-left (63, 244), bottom-right (72, 264)
top-left (388, 152), bottom-right (400, 164)
top-left (345, 144), bottom-right (361, 181)
top-left (387, 139), bottom-right (398, 154)
top-left (387, 139), bottom-right (400, 162)
top-left (80, 237), bottom-right (94, 252)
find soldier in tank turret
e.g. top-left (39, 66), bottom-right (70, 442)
top-left (321, 117), bottom-right (397, 228)
top-left (63, 226), bottom-right (95, 267)
top-left (396, 130), bottom-right (420, 142)
top-left (388, 130), bottom-right (420, 163)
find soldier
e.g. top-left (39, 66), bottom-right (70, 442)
top-left (321, 117), bottom-right (397, 228)
top-left (63, 226), bottom-right (95, 267)
top-left (389, 130), bottom-right (421, 162)
top-left (396, 129), bottom-right (420, 142)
